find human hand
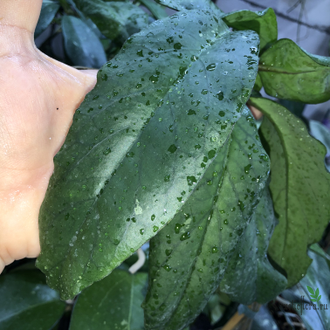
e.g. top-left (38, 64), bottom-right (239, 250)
top-left (0, 0), bottom-right (97, 272)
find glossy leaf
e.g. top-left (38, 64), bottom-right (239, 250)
top-left (222, 8), bottom-right (277, 52)
top-left (278, 99), bottom-right (306, 125)
top-left (155, 0), bottom-right (219, 12)
top-left (70, 270), bottom-right (147, 330)
top-left (62, 16), bottom-right (107, 68)
top-left (250, 97), bottom-right (330, 287)
top-left (37, 10), bottom-right (259, 299)
top-left (35, 0), bottom-right (60, 37)
top-left (0, 270), bottom-right (65, 330)
top-left (259, 39), bottom-right (330, 103)
top-left (139, 0), bottom-right (168, 19)
top-left (66, 0), bottom-right (104, 39)
top-left (144, 109), bottom-right (284, 330)
top-left (74, 0), bottom-right (149, 42)
top-left (219, 188), bottom-right (287, 303)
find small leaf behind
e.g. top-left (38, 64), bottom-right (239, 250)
top-left (74, 0), bottom-right (149, 42)
top-left (62, 16), bottom-right (107, 68)
top-left (0, 270), bottom-right (65, 330)
top-left (155, 0), bottom-right (220, 12)
top-left (69, 270), bottom-right (147, 330)
top-left (139, 0), bottom-right (168, 19)
top-left (222, 8), bottom-right (277, 52)
top-left (250, 97), bottom-right (330, 287)
top-left (35, 0), bottom-right (60, 38)
top-left (259, 39), bottom-right (330, 103)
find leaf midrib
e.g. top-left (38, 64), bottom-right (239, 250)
top-left (57, 15), bottom-right (232, 286)
top-left (258, 65), bottom-right (322, 75)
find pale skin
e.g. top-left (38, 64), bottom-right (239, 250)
top-left (0, 0), bottom-right (97, 273)
top-left (0, 0), bottom-right (262, 274)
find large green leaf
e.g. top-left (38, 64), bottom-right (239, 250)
top-left (70, 270), bottom-right (147, 330)
top-left (143, 109), bottom-right (285, 330)
top-left (35, 0), bottom-right (60, 38)
top-left (0, 270), bottom-right (65, 330)
top-left (37, 10), bottom-right (259, 299)
top-left (259, 39), bottom-right (330, 103)
top-left (62, 16), bottom-right (107, 68)
top-left (74, 0), bottom-right (149, 42)
top-left (249, 97), bottom-right (330, 287)
top-left (222, 8), bottom-right (277, 52)
top-left (155, 0), bottom-right (219, 12)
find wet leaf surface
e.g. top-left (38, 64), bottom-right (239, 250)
top-left (259, 39), bottom-right (330, 103)
top-left (37, 10), bottom-right (259, 299)
top-left (222, 8), bottom-right (277, 52)
top-left (144, 109), bottom-right (285, 330)
top-left (250, 97), bottom-right (330, 287)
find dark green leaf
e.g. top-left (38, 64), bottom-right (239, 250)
top-left (0, 270), bottom-right (65, 330)
top-left (139, 0), bottom-right (168, 19)
top-left (62, 16), bottom-right (107, 68)
top-left (155, 0), bottom-right (219, 12)
top-left (143, 109), bottom-right (283, 330)
top-left (250, 97), bottom-right (330, 287)
top-left (35, 0), bottom-right (60, 37)
top-left (66, 0), bottom-right (104, 39)
top-left (222, 8), bottom-right (277, 52)
top-left (259, 39), bottom-right (330, 103)
top-left (74, 0), bottom-right (149, 42)
top-left (219, 188), bottom-right (287, 303)
top-left (69, 270), bottom-right (147, 330)
top-left (37, 11), bottom-right (259, 299)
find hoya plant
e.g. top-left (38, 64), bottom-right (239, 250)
top-left (1, 0), bottom-right (330, 329)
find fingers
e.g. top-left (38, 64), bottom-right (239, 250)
top-left (0, 0), bottom-right (43, 33)
top-left (0, 257), bottom-right (5, 274)
top-left (248, 104), bottom-right (263, 120)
